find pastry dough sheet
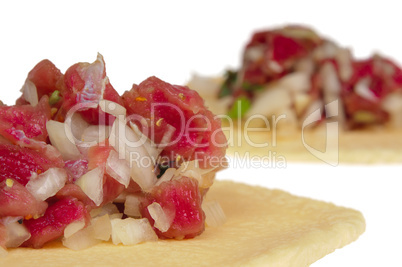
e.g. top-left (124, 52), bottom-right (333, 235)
top-left (225, 127), bottom-right (402, 164)
top-left (1, 181), bottom-right (365, 267)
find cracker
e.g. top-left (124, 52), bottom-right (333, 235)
top-left (1, 181), bottom-right (364, 266)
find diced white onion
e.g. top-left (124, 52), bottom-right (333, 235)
top-left (110, 218), bottom-right (158, 245)
top-left (76, 167), bottom-right (104, 207)
top-left (175, 160), bottom-right (217, 188)
top-left (69, 113), bottom-right (90, 143)
top-left (91, 214), bottom-right (112, 241)
top-left (109, 119), bottom-right (157, 192)
top-left (244, 46), bottom-right (264, 62)
top-left (26, 168), bottom-right (67, 201)
top-left (187, 74), bottom-right (223, 99)
top-left (90, 203), bottom-right (120, 218)
top-left (354, 78), bottom-right (377, 102)
top-left (47, 120), bottom-right (81, 160)
top-left (113, 191), bottom-right (128, 203)
top-left (129, 122), bottom-right (159, 162)
top-left (109, 213), bottom-right (124, 220)
top-left (382, 92), bottom-right (402, 128)
top-left (99, 99), bottom-right (126, 117)
top-left (20, 79), bottom-right (38, 106)
top-left (62, 225), bottom-right (101, 251)
top-left (106, 149), bottom-right (131, 188)
top-left (321, 62), bottom-right (341, 97)
top-left (81, 125), bottom-right (111, 145)
top-left (278, 72), bottom-right (311, 93)
top-left (64, 219), bottom-right (86, 239)
top-left (300, 99), bottom-right (323, 126)
top-left (336, 48), bottom-right (353, 82)
top-left (202, 200), bottom-right (226, 228)
top-left (313, 41), bottom-right (338, 60)
top-left (245, 86), bottom-right (291, 118)
top-left (124, 194), bottom-right (143, 218)
top-left (4, 221), bottom-right (31, 248)
top-left (147, 202), bottom-right (174, 233)
top-left (293, 93), bottom-right (312, 116)
top-left (156, 124), bottom-right (175, 154)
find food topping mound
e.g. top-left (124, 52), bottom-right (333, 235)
top-left (189, 25), bottom-right (402, 130)
top-left (0, 54), bottom-right (227, 254)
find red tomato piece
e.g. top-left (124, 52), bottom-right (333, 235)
top-left (123, 76), bottom-right (227, 169)
top-left (0, 143), bottom-right (63, 186)
top-left (27, 59), bottom-right (63, 99)
top-left (22, 197), bottom-right (89, 248)
top-left (0, 96), bottom-right (51, 144)
top-left (0, 180), bottom-right (48, 218)
top-left (140, 176), bottom-right (205, 239)
top-left (57, 54), bottom-right (123, 125)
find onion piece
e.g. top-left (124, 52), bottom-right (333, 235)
top-left (69, 113), bottom-right (90, 143)
top-left (62, 225), bottom-right (101, 251)
top-left (47, 120), bottom-right (81, 160)
top-left (90, 203), bottom-right (120, 218)
top-left (106, 149), bottom-right (130, 188)
top-left (202, 200), bottom-right (226, 228)
top-left (110, 218), bottom-right (158, 245)
top-left (76, 167), bottom-right (104, 207)
top-left (335, 48), bottom-right (353, 82)
top-left (129, 122), bottom-right (159, 161)
top-left (245, 86), bottom-right (291, 118)
top-left (278, 72), bottom-right (310, 93)
top-left (91, 214), bottom-right (112, 241)
top-left (124, 194), bottom-right (143, 218)
top-left (147, 202), bottom-right (174, 232)
top-left (381, 92), bottom-right (402, 128)
top-left (156, 124), bottom-right (175, 154)
top-left (176, 169), bottom-right (216, 189)
top-left (81, 125), bottom-right (111, 145)
top-left (26, 168), bottom-right (67, 201)
top-left (99, 99), bottom-right (126, 117)
top-left (293, 93), bottom-right (312, 116)
top-left (109, 119), bottom-right (157, 191)
top-left (175, 161), bottom-right (217, 188)
top-left (354, 78), bottom-right (377, 102)
top-left (64, 219), bottom-right (86, 239)
top-left (4, 220), bottom-right (31, 248)
top-left (187, 74), bottom-right (223, 99)
top-left (20, 79), bottom-right (38, 106)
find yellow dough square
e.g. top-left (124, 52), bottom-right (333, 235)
top-left (0, 181), bottom-right (365, 266)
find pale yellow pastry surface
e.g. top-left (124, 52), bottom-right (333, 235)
top-left (1, 181), bottom-right (365, 267)
top-left (225, 127), bottom-right (402, 164)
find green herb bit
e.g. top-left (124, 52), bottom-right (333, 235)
top-left (49, 90), bottom-right (61, 105)
top-left (218, 70), bottom-right (237, 98)
top-left (227, 96), bottom-right (251, 119)
top-left (242, 81), bottom-right (264, 91)
top-left (157, 161), bottom-right (174, 179)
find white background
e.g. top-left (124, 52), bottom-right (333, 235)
top-left (1, 1), bottom-right (401, 265)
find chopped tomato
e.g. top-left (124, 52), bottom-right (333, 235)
top-left (23, 197), bottom-right (89, 248)
top-left (56, 54), bottom-right (123, 125)
top-left (0, 96), bottom-right (51, 144)
top-left (140, 176), bottom-right (205, 239)
top-left (27, 59), bottom-right (63, 99)
top-left (0, 180), bottom-right (48, 218)
top-left (123, 76), bottom-right (227, 169)
top-left (0, 143), bottom-right (64, 186)
top-left (87, 143), bottom-right (125, 205)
